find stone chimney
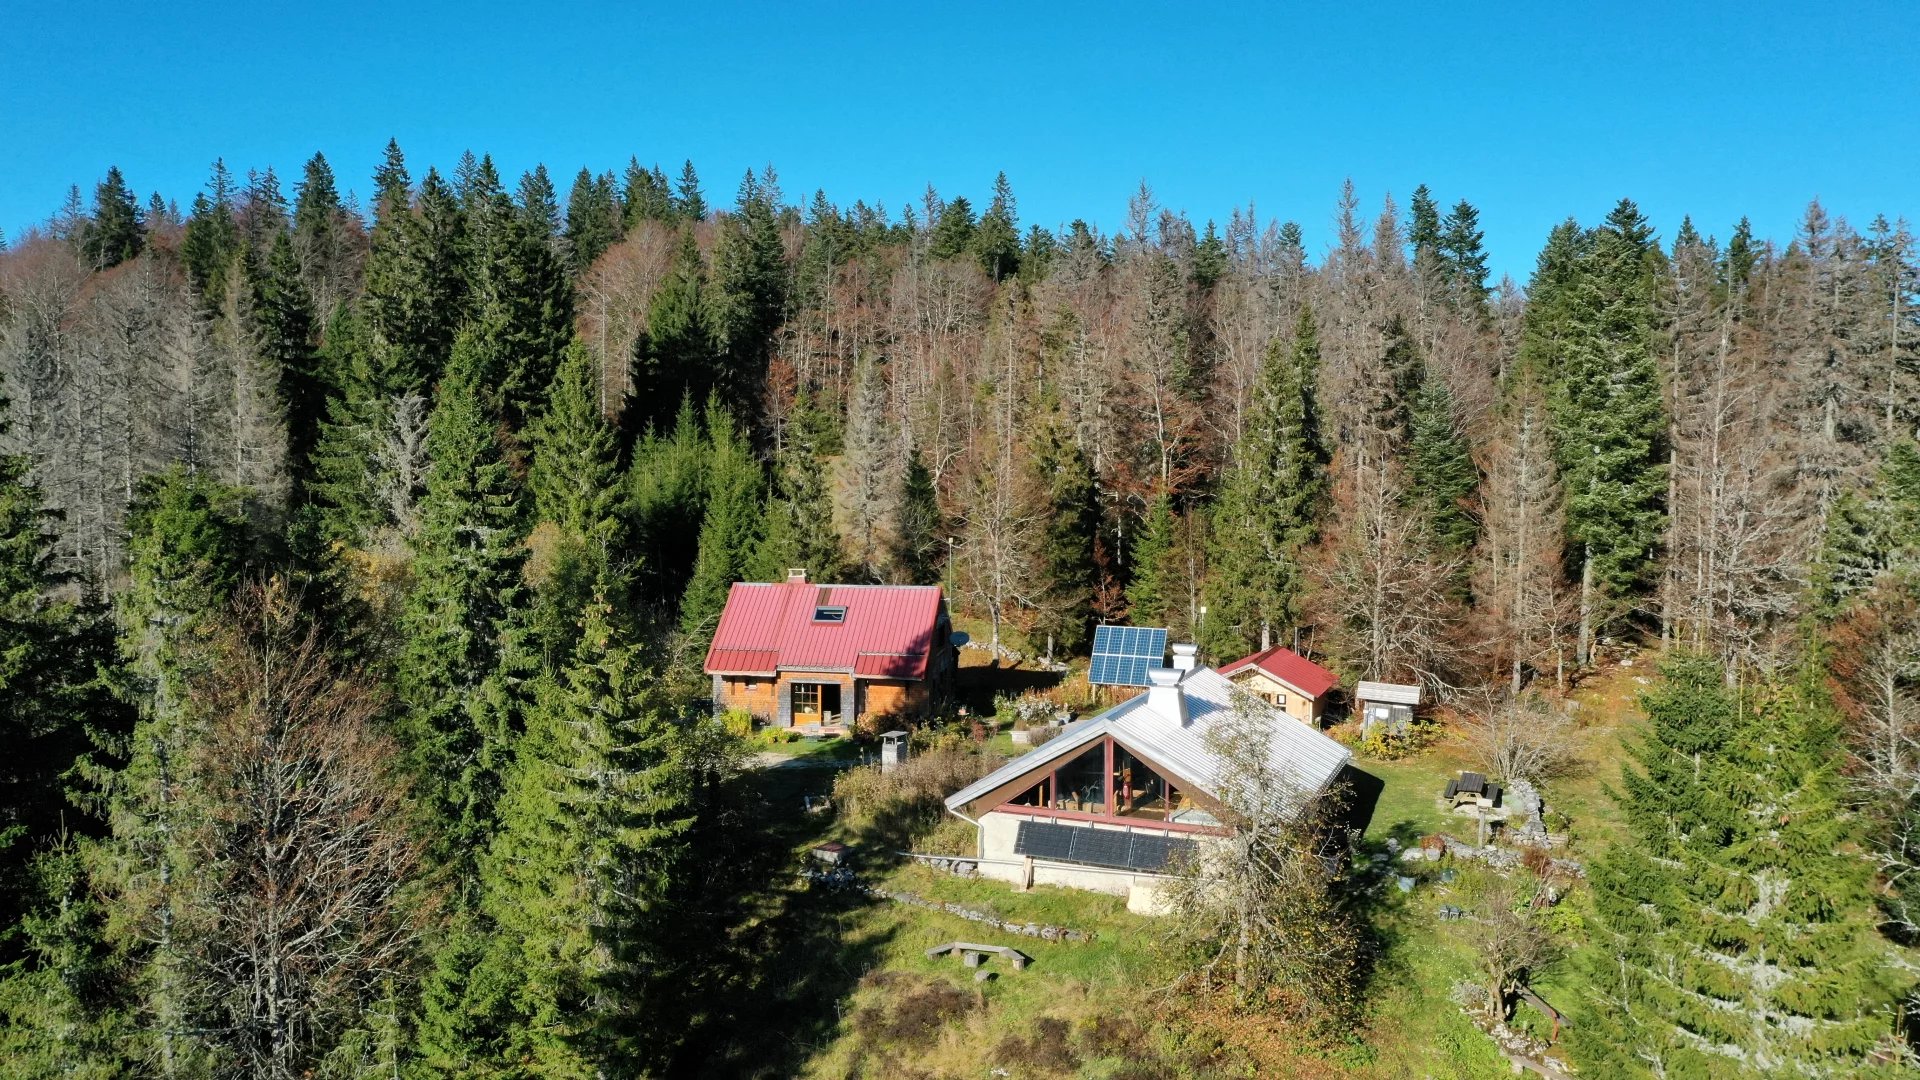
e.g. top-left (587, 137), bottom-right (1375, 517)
top-left (1170, 642), bottom-right (1199, 671)
top-left (786, 568), bottom-right (808, 583)
top-left (1145, 665), bottom-right (1188, 725)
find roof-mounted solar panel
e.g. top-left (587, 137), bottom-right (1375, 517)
top-left (1088, 625), bottom-right (1170, 686)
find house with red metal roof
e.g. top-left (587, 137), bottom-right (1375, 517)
top-left (1215, 645), bottom-right (1340, 725)
top-left (703, 570), bottom-right (955, 730)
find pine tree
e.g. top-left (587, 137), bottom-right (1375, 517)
top-left (889, 447), bottom-right (944, 586)
top-left (79, 166), bottom-right (143, 271)
top-left (1203, 307), bottom-right (1328, 656)
top-left (973, 173), bottom-right (1021, 282)
top-left (1572, 655), bottom-right (1910, 1076)
top-left (677, 402), bottom-right (764, 647)
top-left (393, 344), bottom-right (529, 876)
top-left (1405, 377), bottom-right (1479, 553)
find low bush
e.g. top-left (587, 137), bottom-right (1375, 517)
top-left (831, 734), bottom-right (1004, 848)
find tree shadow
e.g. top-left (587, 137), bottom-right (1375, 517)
top-left (954, 660), bottom-right (1065, 714)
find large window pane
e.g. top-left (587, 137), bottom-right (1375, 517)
top-left (1053, 742), bottom-right (1107, 815)
top-left (1112, 746), bottom-right (1174, 820)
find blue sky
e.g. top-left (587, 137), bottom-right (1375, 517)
top-left (3, 1), bottom-right (1915, 280)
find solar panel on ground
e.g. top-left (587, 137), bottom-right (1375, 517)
top-left (1088, 625), bottom-right (1170, 687)
top-left (1125, 834), bottom-right (1195, 872)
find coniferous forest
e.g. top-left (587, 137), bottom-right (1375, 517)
top-left (1, 147), bottom-right (1917, 1077)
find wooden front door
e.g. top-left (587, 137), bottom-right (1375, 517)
top-left (791, 682), bottom-right (842, 726)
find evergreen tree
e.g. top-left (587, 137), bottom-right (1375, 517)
top-left (1542, 200), bottom-right (1668, 662)
top-left (1027, 414), bottom-right (1097, 656)
top-left (749, 430), bottom-right (844, 585)
top-left (674, 160), bottom-right (706, 221)
top-left (1813, 438), bottom-right (1920, 613)
top-left (462, 180), bottom-right (574, 427)
top-left (249, 232), bottom-right (322, 475)
top-left (393, 344), bottom-right (529, 877)
top-left (632, 232), bottom-right (718, 437)
top-left (1406, 377), bottom-right (1479, 553)
top-left (929, 195), bottom-right (976, 260)
top-left (1572, 655), bottom-right (1910, 1076)
top-left (179, 160), bottom-right (240, 305)
top-left (362, 150), bottom-right (468, 395)
top-left (889, 447), bottom-right (944, 585)
top-left (676, 403), bottom-right (764, 647)
top-left (518, 165), bottom-right (563, 245)
top-left (564, 168), bottom-right (624, 277)
top-left (622, 158), bottom-right (673, 227)
top-left (842, 351), bottom-right (895, 569)
top-left (1203, 308), bottom-right (1328, 656)
top-left (705, 170), bottom-right (787, 425)
top-left (1407, 184), bottom-right (1445, 285)
top-left (628, 397), bottom-right (710, 607)
top-left (973, 173), bottom-right (1021, 282)
top-left (1190, 220), bottom-right (1228, 290)
top-left (79, 166), bottom-right (143, 271)
top-left (529, 342), bottom-right (623, 543)
top-left (1438, 198), bottom-right (1491, 315)
top-left (1126, 490), bottom-right (1181, 629)
top-left (290, 152), bottom-right (357, 320)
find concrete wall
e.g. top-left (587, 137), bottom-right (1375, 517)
top-left (974, 811), bottom-right (1184, 913)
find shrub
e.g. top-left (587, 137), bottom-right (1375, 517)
top-left (721, 708), bottom-right (755, 738)
top-left (993, 690), bottom-right (1059, 728)
top-left (830, 734), bottom-right (1005, 848)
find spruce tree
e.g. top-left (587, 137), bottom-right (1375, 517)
top-left (393, 342), bottom-right (529, 875)
top-left (249, 231), bottom-right (322, 475)
top-left (843, 351), bottom-right (895, 569)
top-left (462, 180), bottom-right (574, 427)
top-left (564, 168), bottom-right (623, 277)
top-left (1405, 377), bottom-right (1479, 553)
top-left (889, 447), bottom-right (944, 586)
top-left (1542, 201), bottom-right (1668, 662)
top-left (621, 158), bottom-right (673, 227)
top-left (1190, 220), bottom-right (1228, 290)
top-left (676, 402), bottom-right (764, 645)
top-left (674, 160), bottom-right (706, 221)
top-left (179, 160), bottom-right (240, 305)
top-left (1027, 415), bottom-right (1098, 656)
top-left (930, 195), bottom-right (976, 260)
top-left (1127, 490), bottom-right (1179, 629)
top-left (705, 170), bottom-right (787, 425)
top-left (1438, 198), bottom-right (1492, 315)
top-left (529, 342), bottom-right (623, 543)
top-left (1203, 307), bottom-right (1328, 656)
top-left (362, 151), bottom-right (468, 394)
top-left (79, 166), bottom-right (143, 270)
top-left (973, 172), bottom-right (1021, 282)
top-left (632, 232), bottom-right (717, 436)
top-left (1573, 655), bottom-right (1910, 1076)
top-left (749, 430), bottom-right (844, 585)
top-left (1407, 184), bottom-right (1444, 285)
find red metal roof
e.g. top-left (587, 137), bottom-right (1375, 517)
top-left (1216, 645), bottom-right (1339, 698)
top-left (703, 581), bottom-right (946, 680)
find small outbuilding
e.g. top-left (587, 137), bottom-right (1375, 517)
top-left (1355, 681), bottom-right (1422, 736)
top-left (1216, 645), bottom-right (1340, 725)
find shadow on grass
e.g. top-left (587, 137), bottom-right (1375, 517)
top-left (667, 760), bottom-right (899, 1079)
top-left (955, 660), bottom-right (1065, 714)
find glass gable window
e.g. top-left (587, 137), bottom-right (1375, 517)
top-left (1111, 745), bottom-right (1176, 820)
top-left (1052, 742), bottom-right (1108, 815)
top-left (1008, 774), bottom-right (1051, 808)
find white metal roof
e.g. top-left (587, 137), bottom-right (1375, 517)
top-left (946, 666), bottom-right (1353, 819)
top-left (1355, 680), bottom-right (1422, 706)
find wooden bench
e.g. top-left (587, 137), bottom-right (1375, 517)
top-left (925, 941), bottom-right (1032, 971)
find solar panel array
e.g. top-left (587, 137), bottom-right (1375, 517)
top-left (1013, 821), bottom-right (1196, 872)
top-left (1087, 625), bottom-right (1169, 686)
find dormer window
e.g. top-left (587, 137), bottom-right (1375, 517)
top-left (813, 606), bottom-right (846, 623)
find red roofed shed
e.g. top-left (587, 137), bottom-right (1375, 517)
top-left (1217, 645), bottom-right (1339, 725)
top-left (704, 571), bottom-right (955, 729)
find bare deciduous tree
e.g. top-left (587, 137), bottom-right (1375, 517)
top-left (1456, 691), bottom-right (1579, 787)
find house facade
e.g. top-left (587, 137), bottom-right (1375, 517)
top-left (943, 646), bottom-right (1352, 913)
top-left (703, 571), bottom-right (955, 729)
top-left (1215, 644), bottom-right (1340, 725)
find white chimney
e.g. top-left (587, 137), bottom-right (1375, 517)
top-left (1170, 643), bottom-right (1199, 671)
top-left (1145, 665), bottom-right (1188, 725)
top-left (787, 568), bottom-right (808, 583)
